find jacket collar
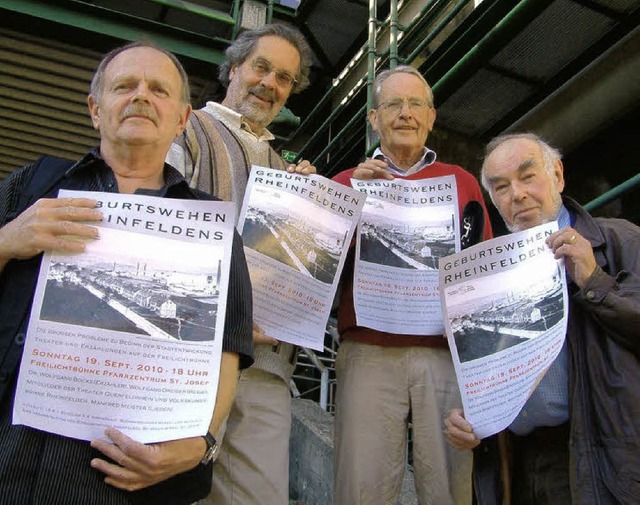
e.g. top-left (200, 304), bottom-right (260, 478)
top-left (68, 147), bottom-right (195, 198)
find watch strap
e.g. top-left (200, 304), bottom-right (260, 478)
top-left (200, 432), bottom-right (218, 465)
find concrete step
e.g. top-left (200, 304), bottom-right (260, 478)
top-left (289, 398), bottom-right (418, 505)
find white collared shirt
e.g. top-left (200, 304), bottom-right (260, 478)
top-left (203, 102), bottom-right (275, 143)
top-left (371, 146), bottom-right (437, 176)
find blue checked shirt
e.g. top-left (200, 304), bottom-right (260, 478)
top-left (509, 205), bottom-right (571, 435)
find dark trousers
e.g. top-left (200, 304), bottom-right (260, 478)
top-left (511, 424), bottom-right (571, 505)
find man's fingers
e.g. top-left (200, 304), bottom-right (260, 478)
top-left (546, 227), bottom-right (580, 253)
top-left (63, 205), bottom-right (103, 221)
top-left (90, 458), bottom-right (143, 491)
top-left (448, 413), bottom-right (473, 433)
top-left (445, 430), bottom-right (480, 450)
top-left (91, 429), bottom-right (153, 479)
top-left (360, 158), bottom-right (388, 169)
top-left (29, 198), bottom-right (102, 225)
top-left (46, 206), bottom-right (103, 223)
top-left (32, 223), bottom-right (99, 253)
top-left (252, 322), bottom-right (278, 345)
top-left (56, 221), bottom-right (100, 239)
top-left (443, 409), bottom-right (480, 450)
top-left (92, 429), bottom-right (138, 463)
top-left (34, 197), bottom-right (98, 208)
top-left (352, 162), bottom-right (394, 180)
top-left (286, 161), bottom-right (317, 175)
top-left (353, 167), bottom-right (393, 180)
top-left (253, 331), bottom-right (279, 346)
top-left (104, 427), bottom-right (146, 458)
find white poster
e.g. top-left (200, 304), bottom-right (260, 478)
top-left (351, 175), bottom-right (459, 335)
top-left (440, 222), bottom-right (568, 438)
top-left (13, 190), bottom-right (236, 443)
top-left (237, 167), bottom-right (365, 350)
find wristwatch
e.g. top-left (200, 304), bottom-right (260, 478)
top-left (200, 432), bottom-right (219, 465)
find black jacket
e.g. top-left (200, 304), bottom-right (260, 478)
top-left (474, 197), bottom-right (640, 505)
top-left (0, 152), bottom-right (253, 505)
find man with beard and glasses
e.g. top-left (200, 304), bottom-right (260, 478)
top-left (445, 133), bottom-right (640, 505)
top-left (0, 42), bottom-right (253, 505)
top-left (167, 24), bottom-right (313, 505)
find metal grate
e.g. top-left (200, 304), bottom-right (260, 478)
top-left (490, 0), bottom-right (616, 81)
top-left (437, 68), bottom-right (535, 137)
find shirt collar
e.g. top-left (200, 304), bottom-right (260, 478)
top-left (556, 204), bottom-right (572, 229)
top-left (203, 101), bottom-right (275, 142)
top-left (70, 147), bottom-right (193, 197)
top-left (372, 146), bottom-right (437, 176)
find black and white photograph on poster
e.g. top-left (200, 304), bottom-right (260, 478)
top-left (359, 199), bottom-right (456, 270)
top-left (40, 227), bottom-right (222, 342)
top-left (13, 190), bottom-right (237, 445)
top-left (237, 166), bottom-right (364, 349)
top-left (350, 175), bottom-right (459, 335)
top-left (439, 222), bottom-right (569, 439)
top-left (241, 186), bottom-right (351, 285)
top-left (446, 257), bottom-right (564, 363)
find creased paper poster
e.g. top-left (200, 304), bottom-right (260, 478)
top-left (237, 166), bottom-right (365, 350)
top-left (439, 222), bottom-right (568, 439)
top-left (13, 190), bottom-right (236, 444)
top-left (351, 175), bottom-right (459, 335)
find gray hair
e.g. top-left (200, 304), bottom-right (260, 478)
top-left (218, 24), bottom-right (312, 93)
top-left (481, 132), bottom-right (563, 191)
top-left (90, 41), bottom-right (191, 105)
top-left (373, 65), bottom-right (434, 107)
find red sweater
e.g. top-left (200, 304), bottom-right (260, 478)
top-left (332, 161), bottom-right (493, 347)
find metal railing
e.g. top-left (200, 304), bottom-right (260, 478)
top-left (291, 318), bottom-right (340, 414)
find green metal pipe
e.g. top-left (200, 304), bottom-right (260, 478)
top-left (389, 0), bottom-right (399, 68)
top-left (361, 1), bottom-right (510, 156)
top-left (267, 0), bottom-right (274, 24)
top-left (293, 0), bottom-right (455, 161)
top-left (431, 0), bottom-right (554, 99)
top-left (366, 0), bottom-right (378, 153)
top-left (269, 4), bottom-right (297, 18)
top-left (373, 0), bottom-right (444, 65)
top-left (0, 0), bottom-right (230, 63)
top-left (290, 0), bottom-right (445, 158)
top-left (288, 88), bottom-right (339, 149)
top-left (403, 0), bottom-right (472, 64)
top-left (295, 84), bottom-right (367, 159)
top-left (312, 104), bottom-right (367, 167)
top-left (145, 0), bottom-right (235, 24)
top-left (231, 0), bottom-right (241, 39)
top-left (584, 173), bottom-right (640, 212)
top-left (316, 0), bottom-right (551, 161)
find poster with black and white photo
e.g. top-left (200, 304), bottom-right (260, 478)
top-left (237, 166), bottom-right (365, 350)
top-left (439, 222), bottom-right (568, 439)
top-left (13, 190), bottom-right (236, 444)
top-left (351, 175), bottom-right (459, 335)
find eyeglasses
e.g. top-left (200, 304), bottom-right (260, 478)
top-left (249, 58), bottom-right (298, 88)
top-left (377, 98), bottom-right (432, 113)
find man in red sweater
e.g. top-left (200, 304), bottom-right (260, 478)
top-left (332, 65), bottom-right (492, 505)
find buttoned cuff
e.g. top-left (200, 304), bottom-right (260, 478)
top-left (579, 265), bottom-right (615, 303)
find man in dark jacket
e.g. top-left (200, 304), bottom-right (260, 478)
top-left (444, 132), bottom-right (640, 504)
top-left (0, 42), bottom-right (253, 505)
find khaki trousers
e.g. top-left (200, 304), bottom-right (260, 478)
top-left (333, 340), bottom-right (472, 505)
top-left (208, 367), bottom-right (292, 505)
